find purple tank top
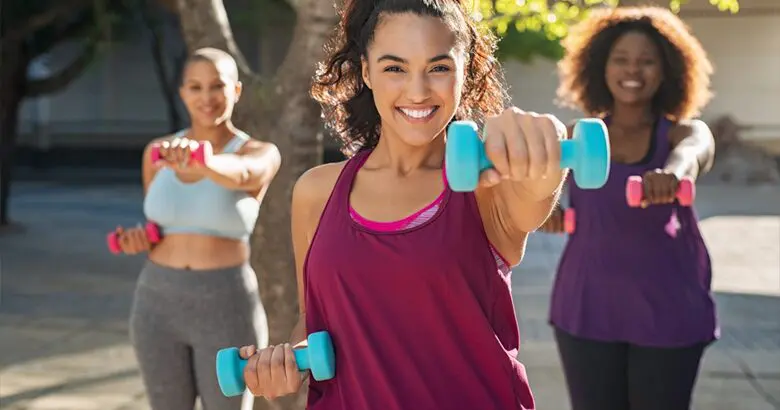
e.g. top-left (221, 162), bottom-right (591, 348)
top-left (549, 117), bottom-right (718, 347)
top-left (304, 149), bottom-right (535, 409)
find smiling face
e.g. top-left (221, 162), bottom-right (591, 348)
top-left (605, 31), bottom-right (664, 108)
top-left (361, 12), bottom-right (466, 148)
top-left (179, 59), bottom-right (241, 128)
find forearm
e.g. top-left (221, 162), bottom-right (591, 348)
top-left (665, 120), bottom-right (716, 181)
top-left (290, 313), bottom-right (307, 348)
top-left (202, 154), bottom-right (252, 189)
top-left (495, 170), bottom-right (567, 233)
top-left (663, 142), bottom-right (714, 181)
top-left (203, 150), bottom-right (279, 191)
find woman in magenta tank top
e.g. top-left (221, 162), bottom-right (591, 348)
top-left (234, 1), bottom-right (580, 409)
top-left (540, 7), bottom-right (718, 410)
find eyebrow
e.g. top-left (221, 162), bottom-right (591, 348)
top-left (376, 54), bottom-right (453, 64)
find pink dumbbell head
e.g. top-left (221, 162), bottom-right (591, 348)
top-left (626, 175), bottom-right (695, 207)
top-left (107, 232), bottom-right (122, 254)
top-left (106, 222), bottom-right (162, 255)
top-left (144, 222), bottom-right (161, 243)
top-left (150, 141), bottom-right (213, 166)
top-left (563, 208), bottom-right (576, 234)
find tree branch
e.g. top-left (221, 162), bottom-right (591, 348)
top-left (25, 39), bottom-right (99, 98)
top-left (0, 0), bottom-right (93, 49)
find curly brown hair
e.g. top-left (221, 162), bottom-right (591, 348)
top-left (310, 0), bottom-right (509, 156)
top-left (556, 6), bottom-right (713, 121)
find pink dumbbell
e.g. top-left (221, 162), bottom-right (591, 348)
top-left (625, 175), bottom-right (695, 207)
top-left (107, 222), bottom-right (162, 255)
top-left (150, 141), bottom-right (213, 166)
top-left (563, 208), bottom-right (576, 234)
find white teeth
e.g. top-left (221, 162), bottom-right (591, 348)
top-left (621, 80), bottom-right (642, 88)
top-left (400, 107), bottom-right (435, 119)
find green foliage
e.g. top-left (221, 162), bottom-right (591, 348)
top-left (466, 0), bottom-right (740, 63)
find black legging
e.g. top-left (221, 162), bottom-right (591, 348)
top-left (554, 327), bottom-right (709, 410)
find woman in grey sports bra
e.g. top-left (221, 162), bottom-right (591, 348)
top-left (111, 47), bottom-right (280, 410)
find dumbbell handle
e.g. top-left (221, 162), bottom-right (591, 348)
top-left (229, 348), bottom-right (311, 375)
top-left (472, 139), bottom-right (580, 174)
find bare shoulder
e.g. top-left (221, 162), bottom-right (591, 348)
top-left (293, 160), bottom-right (348, 210)
top-left (292, 160), bottom-right (349, 242)
top-left (237, 134), bottom-right (280, 157)
top-left (668, 118), bottom-right (712, 145)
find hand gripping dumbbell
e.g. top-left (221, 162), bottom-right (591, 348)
top-left (215, 330), bottom-right (336, 397)
top-left (150, 141), bottom-right (213, 166)
top-left (445, 118), bottom-right (610, 192)
top-left (106, 222), bottom-right (161, 254)
top-left (625, 175), bottom-right (695, 207)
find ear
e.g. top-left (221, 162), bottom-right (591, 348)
top-left (234, 81), bottom-right (243, 102)
top-left (361, 56), bottom-right (372, 90)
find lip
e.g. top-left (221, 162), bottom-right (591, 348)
top-left (396, 106), bottom-right (439, 124)
top-left (198, 106), bottom-right (220, 115)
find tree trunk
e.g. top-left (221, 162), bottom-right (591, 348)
top-left (175, 0), bottom-right (337, 409)
top-left (141, 0), bottom-right (183, 132)
top-left (0, 40), bottom-right (29, 226)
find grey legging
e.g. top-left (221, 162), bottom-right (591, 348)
top-left (130, 260), bottom-right (268, 410)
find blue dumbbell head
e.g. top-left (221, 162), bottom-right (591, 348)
top-left (445, 121), bottom-right (490, 192)
top-left (563, 118), bottom-right (610, 189)
top-left (307, 331), bottom-right (336, 381)
top-left (216, 347), bottom-right (246, 397)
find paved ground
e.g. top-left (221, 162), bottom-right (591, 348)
top-left (0, 176), bottom-right (778, 410)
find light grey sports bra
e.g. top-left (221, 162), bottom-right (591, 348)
top-left (143, 130), bottom-right (259, 241)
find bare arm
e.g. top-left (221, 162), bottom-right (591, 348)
top-left (289, 172), bottom-right (312, 348)
top-left (665, 119), bottom-right (715, 181)
top-left (202, 140), bottom-right (281, 195)
top-left (288, 162), bottom-right (346, 349)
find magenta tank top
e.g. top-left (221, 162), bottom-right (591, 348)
top-left (303, 149), bottom-right (535, 409)
top-left (549, 117), bottom-right (718, 347)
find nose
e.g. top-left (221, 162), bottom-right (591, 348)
top-left (405, 72), bottom-right (431, 103)
top-left (626, 61), bottom-right (641, 75)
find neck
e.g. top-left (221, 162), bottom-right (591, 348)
top-left (609, 104), bottom-right (655, 128)
top-left (367, 125), bottom-right (446, 176)
top-left (189, 120), bottom-right (237, 147)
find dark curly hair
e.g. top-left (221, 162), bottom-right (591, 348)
top-left (311, 0), bottom-right (509, 156)
top-left (556, 6), bottom-right (713, 122)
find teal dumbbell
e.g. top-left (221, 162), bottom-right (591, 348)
top-left (215, 331), bottom-right (336, 397)
top-left (445, 118), bottom-right (610, 191)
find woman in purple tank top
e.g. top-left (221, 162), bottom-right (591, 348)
top-left (233, 1), bottom-right (583, 409)
top-left (540, 7), bottom-right (718, 410)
